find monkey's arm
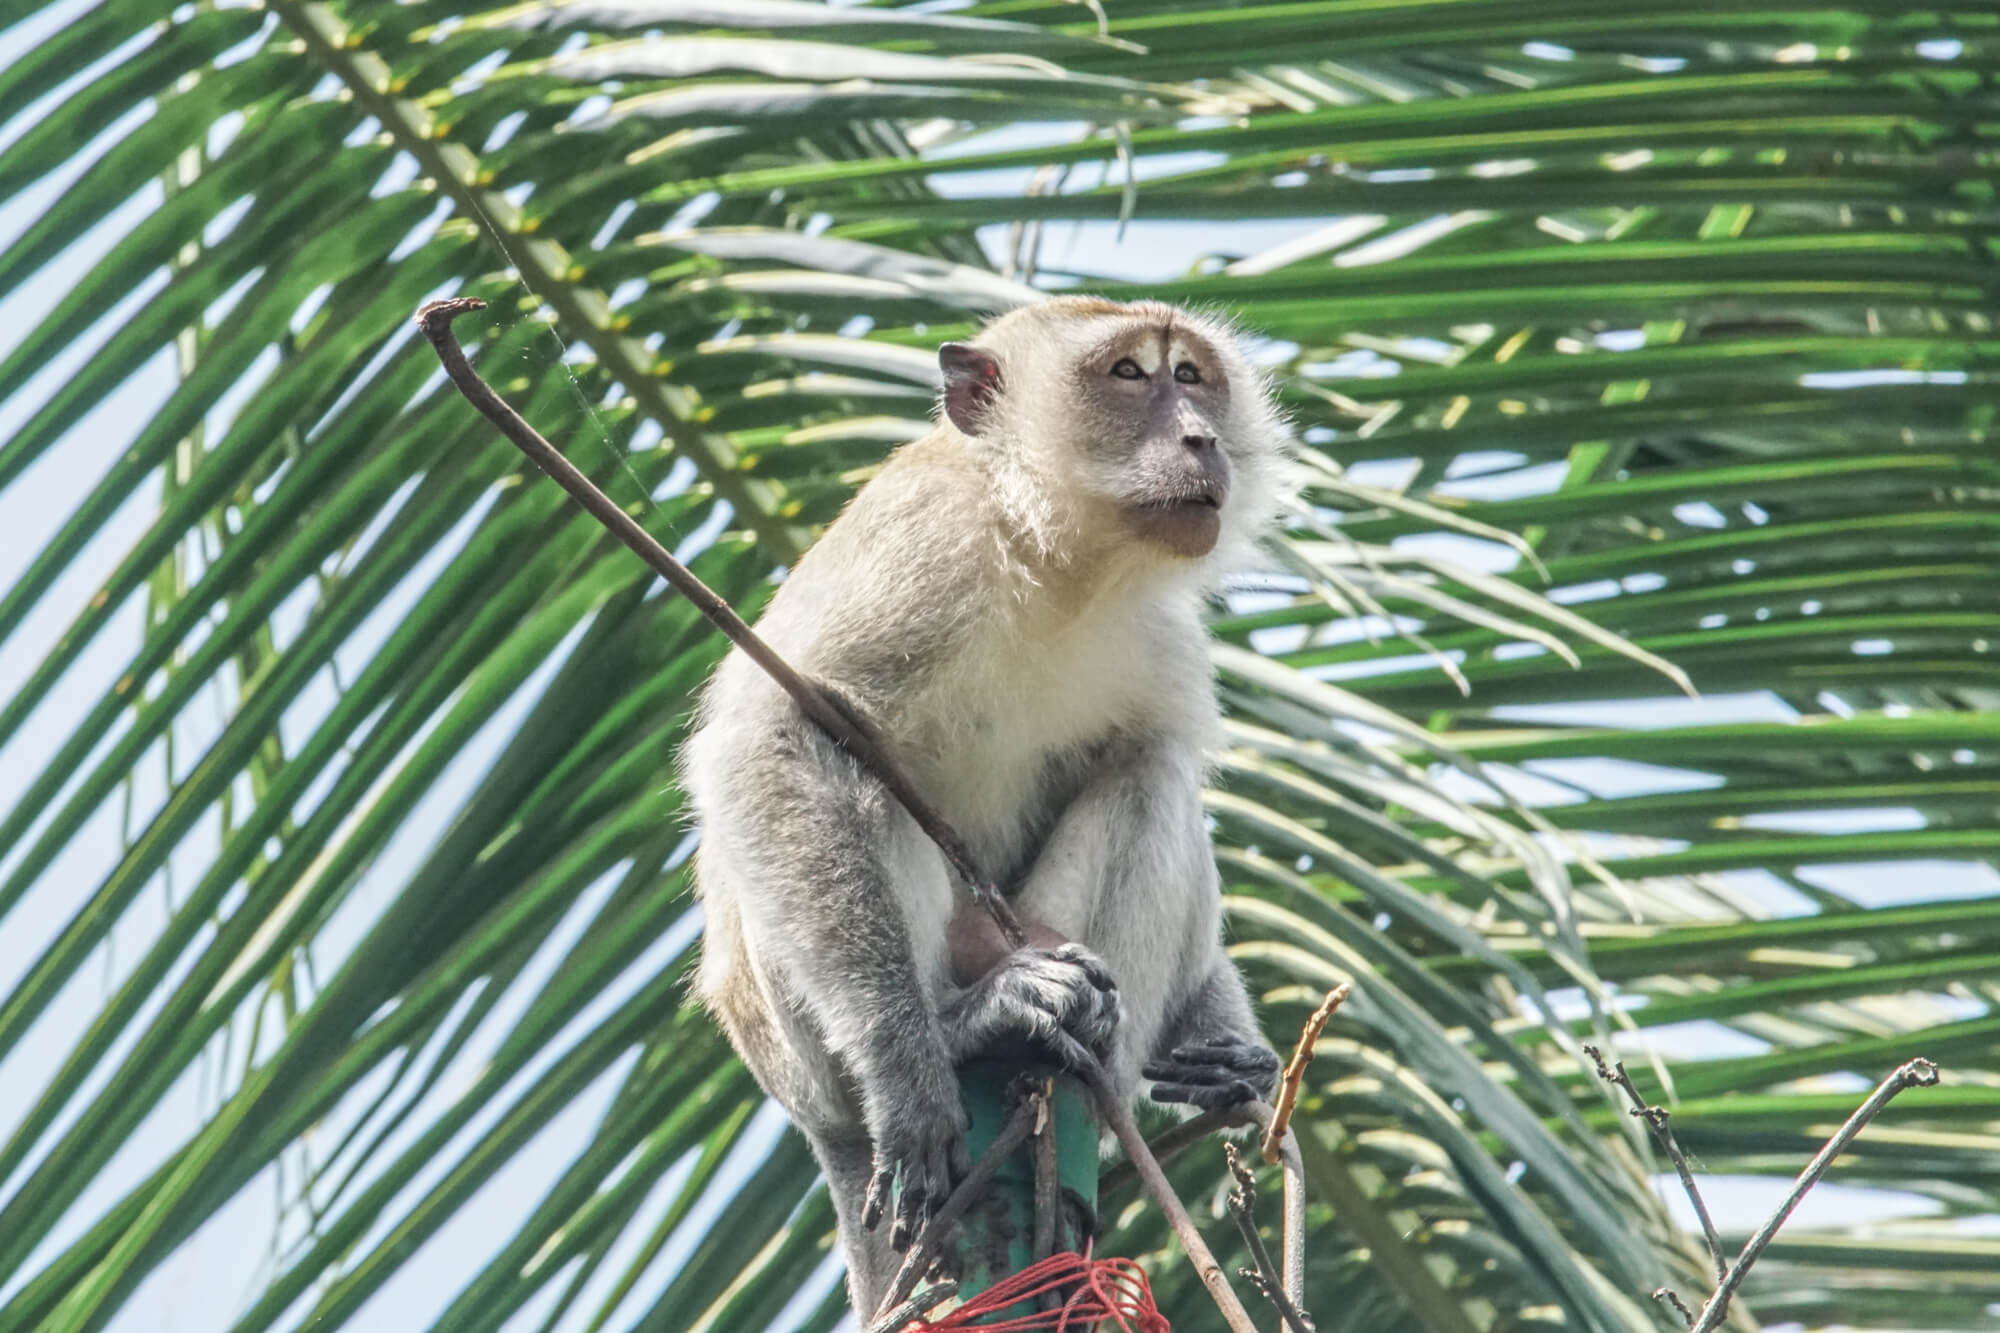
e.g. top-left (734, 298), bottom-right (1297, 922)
top-left (1007, 739), bottom-right (1276, 1102)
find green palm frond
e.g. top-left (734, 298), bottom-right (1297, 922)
top-left (1, 1), bottom-right (1995, 1330)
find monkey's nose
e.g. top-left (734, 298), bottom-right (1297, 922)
top-left (1181, 433), bottom-right (1217, 452)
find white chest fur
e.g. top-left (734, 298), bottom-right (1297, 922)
top-left (897, 579), bottom-right (1210, 878)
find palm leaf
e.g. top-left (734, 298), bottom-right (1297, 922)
top-left (2, 1), bottom-right (1996, 1329)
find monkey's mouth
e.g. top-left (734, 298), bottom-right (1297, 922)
top-left (1146, 491), bottom-right (1222, 511)
top-left (1128, 489), bottom-right (1225, 558)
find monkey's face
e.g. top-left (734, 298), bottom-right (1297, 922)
top-left (939, 297), bottom-right (1287, 568)
top-left (1073, 321), bottom-right (1235, 559)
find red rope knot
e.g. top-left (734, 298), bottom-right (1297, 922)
top-left (905, 1248), bottom-right (1170, 1331)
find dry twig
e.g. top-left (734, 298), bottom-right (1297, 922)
top-left (1686, 1057), bottom-right (1938, 1333)
top-left (1262, 984), bottom-right (1350, 1165)
top-left (1590, 1048), bottom-right (1938, 1329)
top-left (1223, 1143), bottom-right (1316, 1333)
top-left (865, 1281), bottom-right (958, 1333)
top-left (1030, 1082), bottom-right (1059, 1268)
top-left (1653, 1286), bottom-right (1695, 1328)
top-left (1583, 1043), bottom-right (1726, 1282)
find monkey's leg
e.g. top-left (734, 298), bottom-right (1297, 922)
top-left (710, 720), bottom-right (970, 1251)
top-left (808, 1128), bottom-right (904, 1319)
top-left (1007, 742), bottom-right (1233, 1095)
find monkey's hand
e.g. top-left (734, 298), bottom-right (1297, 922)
top-left (1143, 1034), bottom-right (1281, 1110)
top-left (861, 1070), bottom-right (972, 1252)
top-left (943, 943), bottom-right (1122, 1068)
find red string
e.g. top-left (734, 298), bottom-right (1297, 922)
top-left (903, 1247), bottom-right (1170, 1331)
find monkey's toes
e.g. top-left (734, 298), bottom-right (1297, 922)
top-left (1174, 1037), bottom-right (1281, 1081)
top-left (867, 1147), bottom-right (952, 1251)
top-left (863, 1093), bottom-right (969, 1250)
top-left (1144, 1036), bottom-right (1281, 1108)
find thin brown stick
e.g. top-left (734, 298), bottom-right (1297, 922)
top-left (865, 1281), bottom-right (959, 1333)
top-left (1030, 1082), bottom-right (1059, 1267)
top-left (415, 298), bottom-right (1026, 949)
top-left (1100, 1102), bottom-right (1260, 1198)
top-left (1076, 1058), bottom-right (1260, 1333)
top-left (1653, 1287), bottom-right (1694, 1328)
top-left (1687, 1057), bottom-right (1937, 1333)
top-left (1223, 1143), bottom-right (1316, 1333)
top-left (1262, 983), bottom-right (1349, 1165)
top-left (876, 1089), bottom-right (1040, 1322)
top-left (1583, 1043), bottom-right (1726, 1281)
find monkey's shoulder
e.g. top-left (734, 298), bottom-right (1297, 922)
top-left (837, 434), bottom-right (994, 548)
top-left (756, 442), bottom-right (999, 657)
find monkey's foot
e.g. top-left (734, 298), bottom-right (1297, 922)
top-left (1143, 1035), bottom-right (1281, 1109)
top-left (862, 1086), bottom-right (972, 1252)
top-left (946, 942), bottom-right (1122, 1066)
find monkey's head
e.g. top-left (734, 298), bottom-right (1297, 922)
top-left (936, 297), bottom-right (1289, 570)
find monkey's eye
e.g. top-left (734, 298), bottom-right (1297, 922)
top-left (1109, 357), bottom-right (1146, 380)
top-left (1174, 363), bottom-right (1202, 384)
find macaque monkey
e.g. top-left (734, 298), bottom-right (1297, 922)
top-left (681, 296), bottom-right (1290, 1316)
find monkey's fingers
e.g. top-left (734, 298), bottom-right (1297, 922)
top-left (1091, 979), bottom-right (1124, 1027)
top-left (1064, 985), bottom-right (1121, 1057)
top-left (890, 1174), bottom-right (935, 1252)
top-left (1050, 943), bottom-right (1119, 994)
top-left (1047, 1030), bottom-right (1098, 1072)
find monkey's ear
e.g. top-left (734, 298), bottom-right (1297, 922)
top-left (938, 342), bottom-right (1002, 435)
